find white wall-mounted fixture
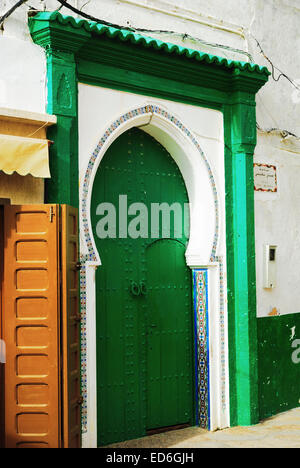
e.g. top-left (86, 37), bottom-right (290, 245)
top-left (263, 244), bottom-right (277, 289)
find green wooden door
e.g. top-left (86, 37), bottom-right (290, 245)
top-left (91, 128), bottom-right (194, 446)
top-left (145, 239), bottom-right (193, 430)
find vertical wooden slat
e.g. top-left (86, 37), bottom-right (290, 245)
top-left (0, 206), bottom-right (4, 448)
top-left (61, 205), bottom-right (81, 448)
top-left (3, 205), bottom-right (60, 448)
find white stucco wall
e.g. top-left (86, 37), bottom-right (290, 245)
top-left (1, 0), bottom-right (300, 316)
top-left (254, 135), bottom-right (300, 317)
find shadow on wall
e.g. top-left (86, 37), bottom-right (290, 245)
top-left (257, 313), bottom-right (300, 421)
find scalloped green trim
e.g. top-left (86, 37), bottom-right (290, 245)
top-left (32, 11), bottom-right (270, 77)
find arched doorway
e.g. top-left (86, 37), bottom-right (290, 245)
top-left (91, 127), bottom-right (194, 445)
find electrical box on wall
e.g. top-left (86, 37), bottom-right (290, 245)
top-left (263, 245), bottom-right (277, 289)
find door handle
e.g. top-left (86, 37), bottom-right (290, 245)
top-left (130, 281), bottom-right (141, 296)
top-left (140, 281), bottom-right (147, 295)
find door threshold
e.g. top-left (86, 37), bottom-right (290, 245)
top-left (146, 423), bottom-right (190, 436)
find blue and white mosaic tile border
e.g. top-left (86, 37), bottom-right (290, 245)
top-left (193, 268), bottom-right (210, 429)
top-left (79, 104), bottom-right (223, 433)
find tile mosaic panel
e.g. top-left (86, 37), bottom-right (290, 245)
top-left (193, 269), bottom-right (210, 429)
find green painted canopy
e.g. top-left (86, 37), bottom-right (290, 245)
top-left (29, 11), bottom-right (270, 78)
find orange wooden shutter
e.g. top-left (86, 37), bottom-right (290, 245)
top-left (3, 205), bottom-right (60, 448)
top-left (61, 205), bottom-right (81, 448)
top-left (0, 206), bottom-right (4, 448)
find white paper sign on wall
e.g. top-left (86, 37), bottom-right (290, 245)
top-left (254, 163), bottom-right (277, 192)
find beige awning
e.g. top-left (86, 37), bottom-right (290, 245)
top-left (0, 133), bottom-right (51, 178)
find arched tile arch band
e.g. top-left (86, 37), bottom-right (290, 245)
top-left (79, 104), bottom-right (225, 432)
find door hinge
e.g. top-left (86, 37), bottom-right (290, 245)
top-left (49, 206), bottom-right (55, 223)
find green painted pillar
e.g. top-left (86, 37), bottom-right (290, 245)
top-left (29, 13), bottom-right (91, 206)
top-left (225, 89), bottom-right (259, 426)
top-left (46, 51), bottom-right (79, 206)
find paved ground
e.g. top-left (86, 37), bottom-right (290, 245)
top-left (104, 407), bottom-right (300, 448)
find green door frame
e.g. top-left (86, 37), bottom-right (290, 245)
top-left (29, 11), bottom-right (270, 428)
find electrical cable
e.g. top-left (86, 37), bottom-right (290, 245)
top-left (4, 0), bottom-right (299, 91)
top-left (256, 123), bottom-right (300, 141)
top-left (56, 0), bottom-right (134, 30)
top-left (56, 2), bottom-right (300, 90)
top-left (2, 0), bottom-right (300, 141)
top-left (0, 0), bottom-right (29, 28)
top-left (56, 0), bottom-right (300, 141)
top-left (250, 34), bottom-right (300, 92)
top-left (2, 0), bottom-right (299, 92)
top-left (80, 1), bottom-right (91, 12)
top-left (55, 0), bottom-right (253, 61)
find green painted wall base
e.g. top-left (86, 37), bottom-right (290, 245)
top-left (257, 313), bottom-right (300, 421)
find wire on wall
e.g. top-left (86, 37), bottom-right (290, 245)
top-left (3, 0), bottom-right (300, 89)
top-left (2, 0), bottom-right (300, 141)
top-left (250, 34), bottom-right (300, 93)
top-left (0, 0), bottom-right (29, 28)
top-left (55, 1), bottom-right (300, 91)
top-left (256, 123), bottom-right (300, 142)
top-left (55, 0), bottom-right (300, 142)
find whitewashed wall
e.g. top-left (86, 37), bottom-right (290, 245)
top-left (1, 0), bottom-right (300, 316)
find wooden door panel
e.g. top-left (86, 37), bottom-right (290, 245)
top-left (3, 205), bottom-right (60, 448)
top-left (91, 127), bottom-right (193, 446)
top-left (146, 240), bottom-right (193, 430)
top-left (91, 129), bottom-right (144, 446)
top-left (0, 206), bottom-right (4, 448)
top-left (61, 205), bottom-right (81, 448)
